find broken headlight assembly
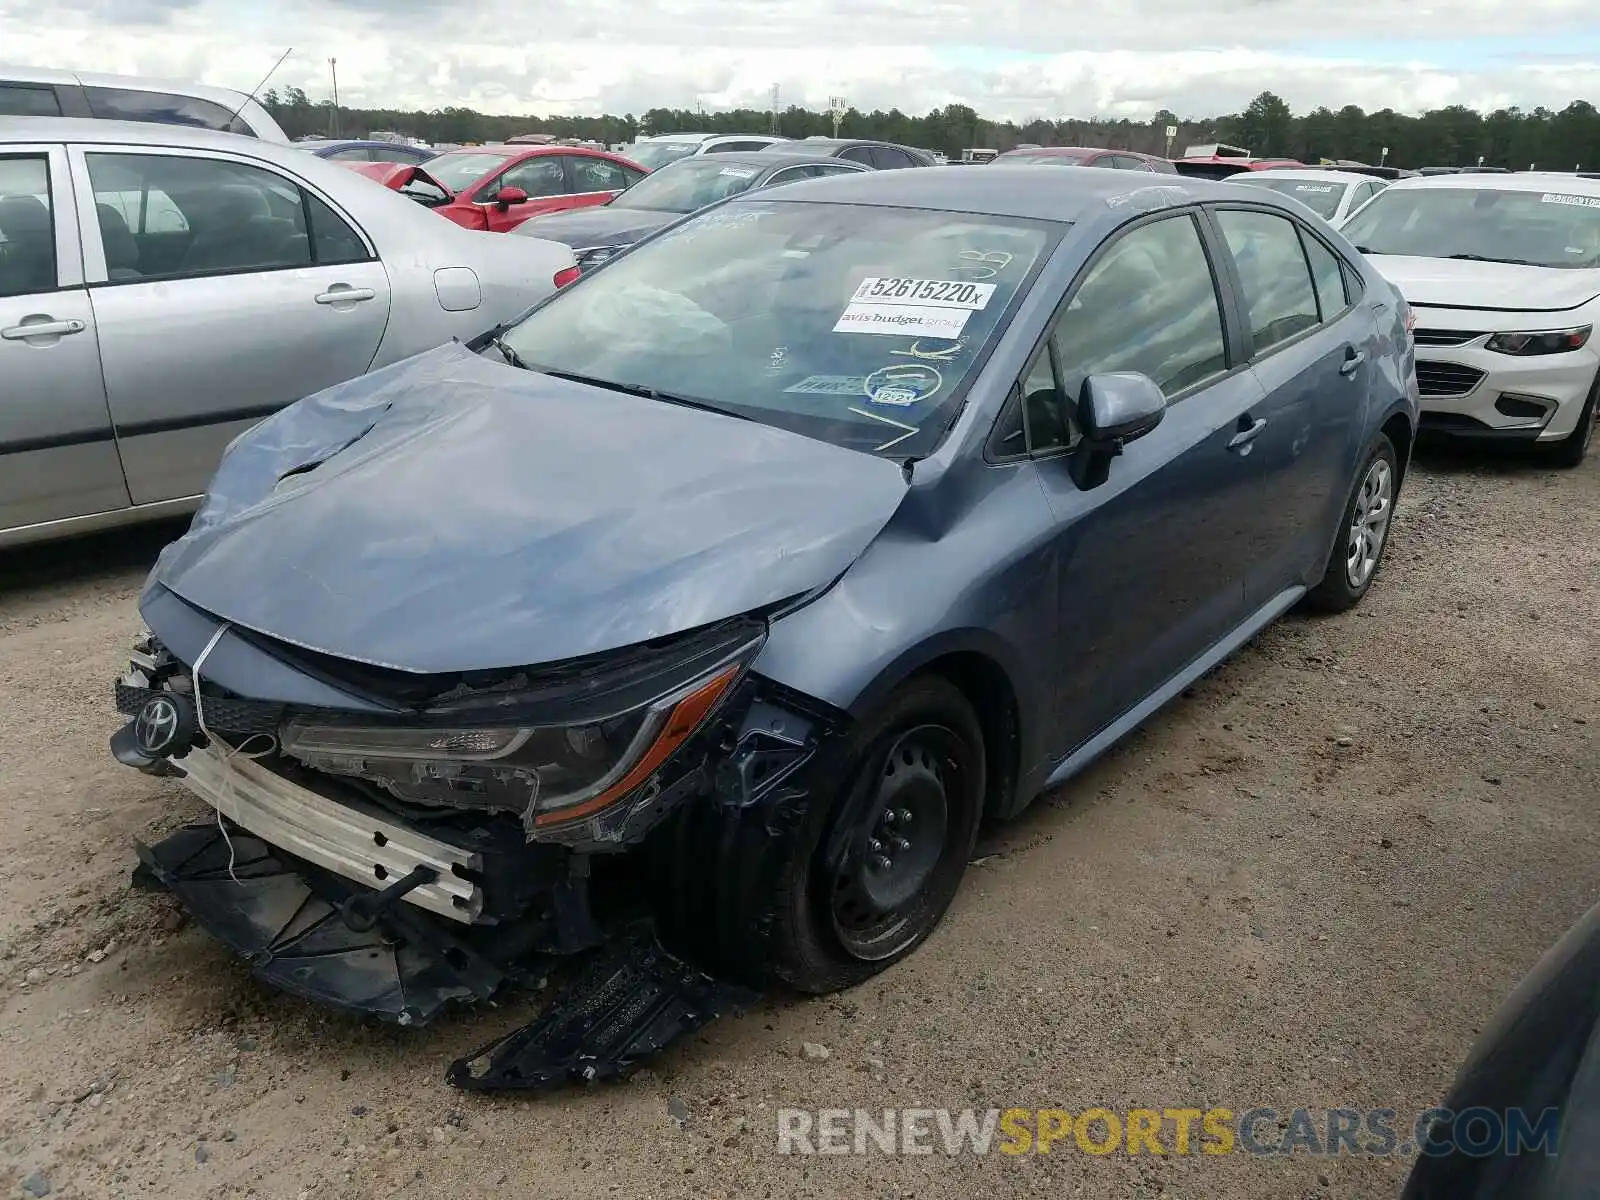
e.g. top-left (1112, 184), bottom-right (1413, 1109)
top-left (279, 643), bottom-right (752, 836)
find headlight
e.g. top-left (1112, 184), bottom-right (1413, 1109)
top-left (1485, 326), bottom-right (1592, 355)
top-left (280, 657), bottom-right (744, 829)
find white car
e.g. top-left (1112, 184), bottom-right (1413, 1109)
top-left (1340, 172), bottom-right (1600, 465)
top-left (622, 133), bottom-right (789, 170)
top-left (1228, 168), bottom-right (1389, 225)
top-left (0, 65), bottom-right (287, 141)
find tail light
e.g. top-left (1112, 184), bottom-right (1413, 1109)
top-left (553, 266), bottom-right (581, 288)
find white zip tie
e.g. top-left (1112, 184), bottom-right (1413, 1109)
top-left (188, 622), bottom-right (278, 883)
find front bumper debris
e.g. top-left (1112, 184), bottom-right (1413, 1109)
top-left (133, 822), bottom-right (509, 1025)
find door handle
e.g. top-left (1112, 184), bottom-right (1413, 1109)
top-left (1339, 348), bottom-right (1366, 377)
top-left (1228, 416), bottom-right (1268, 450)
top-left (1, 317), bottom-right (86, 340)
top-left (314, 286), bottom-right (376, 305)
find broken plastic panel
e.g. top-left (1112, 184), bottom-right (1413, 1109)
top-left (448, 929), bottom-right (760, 1092)
top-left (134, 822), bottom-right (508, 1025)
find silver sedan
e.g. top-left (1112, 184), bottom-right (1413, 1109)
top-left (0, 117), bottom-right (577, 548)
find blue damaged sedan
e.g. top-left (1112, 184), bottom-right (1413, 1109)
top-left (110, 166), bottom-right (1419, 1090)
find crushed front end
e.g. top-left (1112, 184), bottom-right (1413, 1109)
top-left (112, 609), bottom-right (836, 1089)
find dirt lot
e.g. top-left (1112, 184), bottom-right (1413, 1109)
top-left (0, 447), bottom-right (1595, 1200)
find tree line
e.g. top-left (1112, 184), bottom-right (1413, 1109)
top-left (261, 87), bottom-right (1600, 170)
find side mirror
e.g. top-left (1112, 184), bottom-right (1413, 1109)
top-left (494, 185), bottom-right (529, 211)
top-left (1069, 372), bottom-right (1167, 491)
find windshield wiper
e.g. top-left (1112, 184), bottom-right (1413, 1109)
top-left (491, 336), bottom-right (529, 370)
top-left (537, 368), bottom-right (752, 421)
top-left (1351, 244), bottom-right (1384, 255)
top-left (1447, 253), bottom-right (1538, 265)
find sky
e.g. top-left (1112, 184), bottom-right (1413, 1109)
top-left (3, 0), bottom-right (1598, 122)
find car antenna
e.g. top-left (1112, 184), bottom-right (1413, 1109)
top-left (225, 46), bottom-right (293, 129)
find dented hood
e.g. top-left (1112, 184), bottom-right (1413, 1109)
top-left (147, 342), bottom-right (908, 674)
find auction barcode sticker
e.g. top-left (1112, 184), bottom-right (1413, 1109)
top-left (834, 276), bottom-right (994, 338)
top-left (849, 277), bottom-right (996, 310)
top-left (1541, 192), bottom-right (1600, 208)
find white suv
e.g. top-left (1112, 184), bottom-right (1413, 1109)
top-left (0, 66), bottom-right (287, 141)
top-left (622, 133), bottom-right (788, 170)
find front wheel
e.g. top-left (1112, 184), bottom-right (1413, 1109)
top-left (1304, 433), bottom-right (1398, 613)
top-left (652, 675), bottom-right (986, 993)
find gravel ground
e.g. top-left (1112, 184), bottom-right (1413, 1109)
top-left (0, 447), bottom-right (1595, 1200)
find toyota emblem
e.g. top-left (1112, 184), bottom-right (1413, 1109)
top-left (134, 695), bottom-right (186, 757)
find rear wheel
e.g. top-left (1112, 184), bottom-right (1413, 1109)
top-left (1542, 375), bottom-right (1597, 468)
top-left (1304, 433), bottom-right (1398, 613)
top-left (653, 675), bottom-right (985, 992)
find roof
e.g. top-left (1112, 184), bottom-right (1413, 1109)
top-left (1383, 172), bottom-right (1600, 195)
top-left (1234, 168), bottom-right (1368, 184)
top-left (0, 115), bottom-right (284, 149)
top-left (0, 64), bottom-right (252, 108)
top-left (745, 162), bottom-right (1249, 221)
top-left (666, 149), bottom-right (865, 172)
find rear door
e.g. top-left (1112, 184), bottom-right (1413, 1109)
top-left (557, 154), bottom-right (644, 214)
top-left (1204, 205), bottom-right (1371, 607)
top-left (72, 145), bottom-right (392, 504)
top-left (1025, 210), bottom-right (1268, 753)
top-left (0, 145), bottom-right (129, 535)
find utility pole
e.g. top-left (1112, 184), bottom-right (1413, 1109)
top-left (769, 83), bottom-right (779, 136)
top-left (328, 57), bottom-right (339, 137)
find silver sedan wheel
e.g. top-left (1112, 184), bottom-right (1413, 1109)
top-left (1345, 457), bottom-right (1393, 589)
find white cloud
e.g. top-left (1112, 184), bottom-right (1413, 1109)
top-left (2, 0), bottom-right (1596, 120)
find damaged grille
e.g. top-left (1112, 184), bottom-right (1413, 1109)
top-left (115, 681), bottom-right (285, 738)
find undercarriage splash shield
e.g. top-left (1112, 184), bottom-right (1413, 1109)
top-left (447, 930), bottom-right (759, 1092)
top-left (134, 822), bottom-right (506, 1025)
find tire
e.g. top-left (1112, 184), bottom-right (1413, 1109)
top-left (652, 674), bottom-right (986, 993)
top-left (1542, 375), bottom-right (1597, 468)
top-left (1304, 433), bottom-right (1399, 613)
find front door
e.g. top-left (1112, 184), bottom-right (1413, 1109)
top-left (73, 146), bottom-right (392, 504)
top-left (1026, 210), bottom-right (1269, 755)
top-left (0, 145), bottom-right (129, 535)
top-left (1206, 205), bottom-right (1372, 607)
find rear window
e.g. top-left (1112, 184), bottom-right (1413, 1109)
top-left (1002, 151), bottom-right (1093, 166)
top-left (501, 200), bottom-right (1061, 459)
top-left (625, 142), bottom-right (704, 170)
top-left (82, 86), bottom-right (253, 136)
top-left (1235, 177), bottom-right (1346, 219)
top-left (613, 157), bottom-right (766, 213)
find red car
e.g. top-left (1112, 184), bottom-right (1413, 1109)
top-left (342, 145), bottom-right (648, 233)
top-left (1171, 155), bottom-right (1306, 179)
top-left (994, 146), bottom-right (1178, 173)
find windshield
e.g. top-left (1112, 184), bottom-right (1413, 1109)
top-left (1003, 151), bottom-right (1092, 166)
top-left (500, 200), bottom-right (1059, 458)
top-left (1235, 177), bottom-right (1345, 219)
top-left (626, 141), bottom-right (704, 170)
top-left (1341, 186), bottom-right (1600, 268)
top-left (425, 151), bottom-right (512, 193)
top-left (614, 157), bottom-right (765, 213)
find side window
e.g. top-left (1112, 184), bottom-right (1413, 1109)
top-left (0, 155), bottom-right (56, 297)
top-left (1111, 154), bottom-right (1148, 170)
top-left (1301, 231), bottom-right (1349, 320)
top-left (82, 86), bottom-right (252, 136)
top-left (327, 146), bottom-right (371, 161)
top-left (762, 167), bottom-right (811, 188)
top-left (868, 146), bottom-right (914, 170)
top-left (0, 83), bottom-right (62, 117)
top-left (840, 146), bottom-right (875, 166)
top-left (495, 157), bottom-right (567, 198)
top-left (86, 153), bottom-right (320, 280)
top-left (813, 164), bottom-right (861, 177)
top-left (1215, 208), bottom-right (1321, 354)
top-left (1020, 346), bottom-right (1078, 453)
top-left (370, 146), bottom-right (422, 163)
top-left (1051, 213), bottom-right (1229, 399)
top-left (720, 140), bottom-right (775, 152)
top-left (567, 156), bottom-right (632, 193)
top-left (305, 193), bottom-right (369, 264)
